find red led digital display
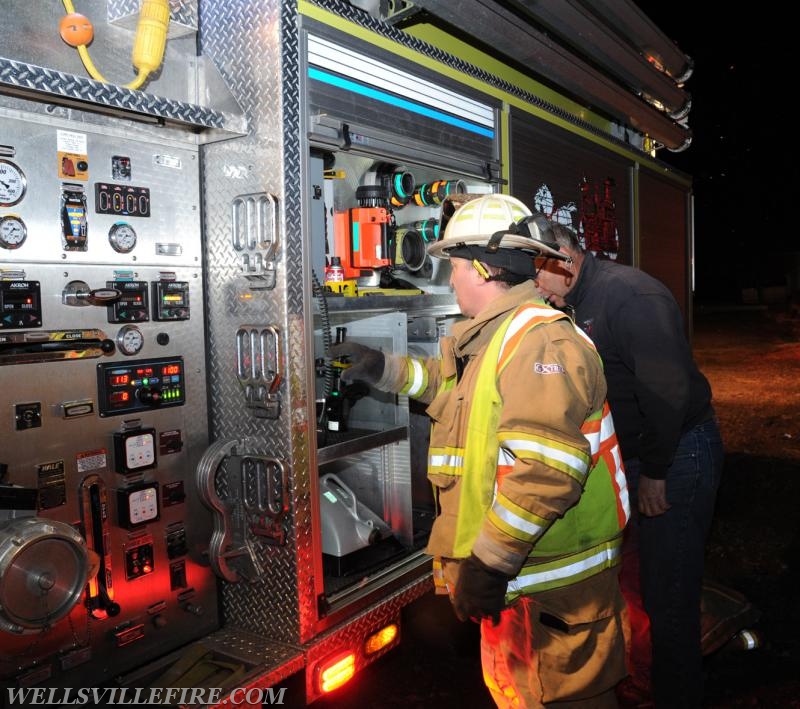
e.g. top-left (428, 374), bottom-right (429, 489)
top-left (98, 358), bottom-right (184, 417)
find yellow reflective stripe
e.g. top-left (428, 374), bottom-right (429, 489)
top-left (400, 357), bottom-right (428, 397)
top-left (582, 408), bottom-right (602, 455)
top-left (432, 557), bottom-right (448, 592)
top-left (500, 434), bottom-right (590, 481)
top-left (507, 537), bottom-right (622, 596)
top-left (488, 492), bottom-right (548, 542)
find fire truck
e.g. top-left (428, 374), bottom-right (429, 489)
top-left (0, 0), bottom-right (694, 704)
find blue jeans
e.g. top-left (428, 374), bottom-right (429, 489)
top-left (624, 418), bottom-right (724, 708)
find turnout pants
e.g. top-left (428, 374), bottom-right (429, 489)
top-left (478, 569), bottom-right (627, 708)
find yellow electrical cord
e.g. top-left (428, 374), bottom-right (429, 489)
top-left (60, 0), bottom-right (169, 91)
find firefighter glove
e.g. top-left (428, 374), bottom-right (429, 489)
top-left (453, 554), bottom-right (511, 626)
top-left (330, 342), bottom-right (385, 385)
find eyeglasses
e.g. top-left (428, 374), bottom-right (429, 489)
top-left (534, 256), bottom-right (570, 278)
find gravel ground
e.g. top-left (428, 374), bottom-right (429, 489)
top-left (695, 307), bottom-right (800, 708)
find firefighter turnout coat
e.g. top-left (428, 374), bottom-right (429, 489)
top-left (380, 281), bottom-right (629, 597)
top-left (377, 281), bottom-right (631, 700)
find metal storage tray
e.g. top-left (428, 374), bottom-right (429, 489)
top-left (317, 425), bottom-right (408, 465)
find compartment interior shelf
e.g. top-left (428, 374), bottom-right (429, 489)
top-left (317, 293), bottom-right (458, 317)
top-left (317, 425), bottom-right (408, 465)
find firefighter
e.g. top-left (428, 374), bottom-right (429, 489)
top-left (534, 223), bottom-right (723, 708)
top-left (332, 194), bottom-right (630, 707)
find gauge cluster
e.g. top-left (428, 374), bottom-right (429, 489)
top-left (0, 86), bottom-right (212, 693)
top-left (0, 126), bottom-right (200, 359)
top-left (0, 122), bottom-right (200, 266)
top-left (0, 158), bottom-right (28, 250)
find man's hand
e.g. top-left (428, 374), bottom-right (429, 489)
top-left (638, 475), bottom-right (670, 517)
top-left (453, 555), bottom-right (511, 626)
top-left (330, 342), bottom-right (385, 385)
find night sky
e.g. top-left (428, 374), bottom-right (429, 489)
top-left (637, 6), bottom-right (795, 303)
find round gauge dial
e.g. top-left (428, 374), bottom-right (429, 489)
top-left (0, 215), bottom-right (27, 249)
top-left (116, 325), bottom-right (144, 356)
top-left (0, 159), bottom-right (27, 207)
top-left (108, 222), bottom-right (137, 253)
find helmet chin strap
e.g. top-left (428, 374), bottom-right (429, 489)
top-left (485, 228), bottom-right (507, 254)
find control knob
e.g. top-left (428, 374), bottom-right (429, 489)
top-left (138, 387), bottom-right (162, 406)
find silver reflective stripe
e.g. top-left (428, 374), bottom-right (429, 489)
top-left (429, 452), bottom-right (464, 469)
top-left (406, 358), bottom-right (427, 397)
top-left (504, 438), bottom-right (588, 477)
top-left (499, 305), bottom-right (561, 354)
top-left (612, 444), bottom-right (631, 521)
top-left (491, 502), bottom-right (545, 537)
top-left (508, 544), bottom-right (621, 593)
top-left (583, 427), bottom-right (601, 455)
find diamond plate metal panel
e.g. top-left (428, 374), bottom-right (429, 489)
top-left (0, 57), bottom-right (240, 132)
top-left (203, 627), bottom-right (303, 673)
top-left (198, 0), bottom-right (311, 646)
top-left (108, 0), bottom-right (199, 39)
top-left (206, 630), bottom-right (304, 709)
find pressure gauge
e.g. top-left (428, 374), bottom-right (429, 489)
top-left (108, 222), bottom-right (137, 253)
top-left (0, 215), bottom-right (27, 249)
top-left (116, 325), bottom-right (144, 355)
top-left (0, 159), bottom-right (27, 207)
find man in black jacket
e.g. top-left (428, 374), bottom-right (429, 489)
top-left (534, 223), bottom-right (723, 709)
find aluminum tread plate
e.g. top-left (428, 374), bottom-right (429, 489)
top-left (0, 56), bottom-right (241, 133)
top-left (198, 0), bottom-right (310, 644)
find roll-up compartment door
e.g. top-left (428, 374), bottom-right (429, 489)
top-left (509, 108), bottom-right (633, 265)
top-left (304, 27), bottom-right (500, 178)
top-left (639, 169), bottom-right (692, 321)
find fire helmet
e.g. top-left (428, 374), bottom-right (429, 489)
top-left (426, 193), bottom-right (567, 276)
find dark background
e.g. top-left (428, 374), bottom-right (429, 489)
top-left (637, 6), bottom-right (797, 305)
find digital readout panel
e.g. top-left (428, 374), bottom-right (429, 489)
top-left (97, 357), bottom-right (184, 417)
